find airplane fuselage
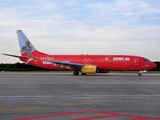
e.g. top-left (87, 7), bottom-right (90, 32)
top-left (20, 51), bottom-right (156, 73)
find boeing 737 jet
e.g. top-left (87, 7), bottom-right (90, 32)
top-left (2, 30), bottom-right (157, 76)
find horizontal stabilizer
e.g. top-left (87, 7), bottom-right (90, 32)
top-left (1, 53), bottom-right (28, 59)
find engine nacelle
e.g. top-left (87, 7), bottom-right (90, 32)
top-left (81, 65), bottom-right (99, 74)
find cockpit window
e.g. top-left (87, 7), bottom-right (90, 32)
top-left (143, 59), bottom-right (150, 62)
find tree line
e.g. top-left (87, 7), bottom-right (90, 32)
top-left (153, 61), bottom-right (160, 71)
top-left (0, 63), bottom-right (48, 71)
top-left (0, 62), bottom-right (160, 71)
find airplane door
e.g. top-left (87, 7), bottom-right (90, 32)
top-left (134, 58), bottom-right (139, 66)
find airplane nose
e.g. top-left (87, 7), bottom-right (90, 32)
top-left (151, 62), bottom-right (157, 69)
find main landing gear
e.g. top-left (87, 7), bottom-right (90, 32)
top-left (73, 71), bottom-right (79, 75)
top-left (138, 70), bottom-right (147, 77)
top-left (73, 71), bottom-right (86, 75)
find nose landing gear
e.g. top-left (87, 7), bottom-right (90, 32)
top-left (138, 73), bottom-right (142, 76)
top-left (138, 70), bottom-right (147, 77)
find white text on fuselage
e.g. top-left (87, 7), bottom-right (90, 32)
top-left (42, 61), bottom-right (70, 65)
top-left (113, 57), bottom-right (130, 61)
top-left (43, 61), bottom-right (52, 64)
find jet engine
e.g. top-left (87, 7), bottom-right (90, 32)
top-left (81, 65), bottom-right (99, 74)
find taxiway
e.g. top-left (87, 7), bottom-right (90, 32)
top-left (0, 72), bottom-right (160, 120)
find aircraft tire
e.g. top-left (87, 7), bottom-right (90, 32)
top-left (138, 73), bottom-right (142, 77)
top-left (73, 71), bottom-right (79, 75)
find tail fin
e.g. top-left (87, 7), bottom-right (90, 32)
top-left (17, 30), bottom-right (36, 59)
top-left (2, 30), bottom-right (47, 64)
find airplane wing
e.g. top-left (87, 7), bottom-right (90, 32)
top-left (39, 58), bottom-right (84, 69)
top-left (2, 53), bottom-right (84, 69)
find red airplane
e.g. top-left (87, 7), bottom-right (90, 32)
top-left (2, 30), bottom-right (157, 76)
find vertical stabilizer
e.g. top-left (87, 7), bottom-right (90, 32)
top-left (17, 30), bottom-right (36, 59)
top-left (17, 30), bottom-right (36, 52)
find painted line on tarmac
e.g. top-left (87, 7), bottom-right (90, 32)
top-left (0, 95), bottom-right (160, 98)
top-left (15, 110), bottom-right (160, 120)
top-left (0, 106), bottom-right (46, 113)
top-left (0, 96), bottom-right (160, 114)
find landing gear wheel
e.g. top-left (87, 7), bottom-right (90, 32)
top-left (81, 73), bottom-right (86, 75)
top-left (73, 71), bottom-right (79, 75)
top-left (138, 73), bottom-right (142, 77)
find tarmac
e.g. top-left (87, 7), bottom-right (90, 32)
top-left (0, 72), bottom-right (160, 120)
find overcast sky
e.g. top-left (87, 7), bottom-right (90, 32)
top-left (0, 0), bottom-right (160, 63)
